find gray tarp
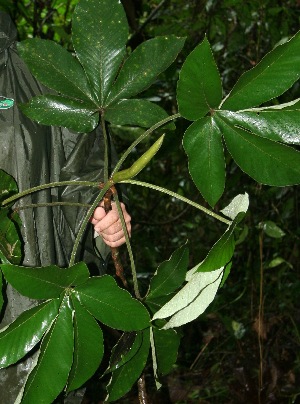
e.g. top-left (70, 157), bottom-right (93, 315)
top-left (0, 12), bottom-right (110, 403)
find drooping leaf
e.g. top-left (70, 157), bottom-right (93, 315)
top-left (217, 109), bottom-right (300, 144)
top-left (104, 99), bottom-right (175, 130)
top-left (146, 244), bottom-right (189, 301)
top-left (222, 31), bottom-right (300, 110)
top-left (215, 114), bottom-right (300, 186)
top-left (72, 0), bottom-right (128, 105)
top-left (106, 329), bottom-right (150, 402)
top-left (107, 332), bottom-right (143, 374)
top-left (74, 275), bottom-right (150, 331)
top-left (0, 169), bottom-right (18, 204)
top-left (17, 39), bottom-right (95, 103)
top-left (183, 117), bottom-right (225, 206)
top-left (21, 297), bottom-right (74, 404)
top-left (258, 221), bottom-right (286, 238)
top-left (67, 297), bottom-right (104, 392)
top-left (153, 269), bottom-right (223, 328)
top-left (152, 326), bottom-right (180, 376)
top-left (196, 212), bottom-right (245, 273)
top-left (0, 209), bottom-right (22, 264)
top-left (19, 95), bottom-right (99, 133)
top-left (0, 299), bottom-right (60, 369)
top-left (1, 262), bottom-right (90, 299)
top-left (106, 36), bottom-right (186, 106)
top-left (177, 37), bottom-right (223, 121)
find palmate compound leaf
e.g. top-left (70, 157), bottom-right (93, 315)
top-left (0, 208), bottom-right (22, 265)
top-left (106, 329), bottom-right (150, 402)
top-left (20, 296), bottom-right (74, 404)
top-left (183, 117), bottom-right (225, 207)
top-left (214, 113), bottom-right (300, 186)
top-left (152, 194), bottom-right (249, 329)
top-left (67, 296), bottom-right (104, 392)
top-left (221, 30), bottom-right (300, 110)
top-left (105, 36), bottom-right (186, 106)
top-left (0, 299), bottom-right (60, 369)
top-left (0, 261), bottom-right (90, 299)
top-left (177, 36), bottom-right (222, 121)
top-left (73, 275), bottom-right (150, 331)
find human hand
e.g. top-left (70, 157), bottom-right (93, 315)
top-left (90, 202), bottom-right (131, 248)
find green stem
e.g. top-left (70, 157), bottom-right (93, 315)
top-left (101, 114), bottom-right (109, 182)
top-left (114, 192), bottom-right (141, 300)
top-left (121, 180), bottom-right (232, 226)
top-left (2, 180), bottom-right (99, 206)
top-left (112, 113), bottom-right (181, 176)
top-left (14, 202), bottom-right (92, 211)
top-left (69, 181), bottom-right (112, 267)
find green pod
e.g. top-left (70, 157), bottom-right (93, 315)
top-left (112, 134), bottom-right (165, 183)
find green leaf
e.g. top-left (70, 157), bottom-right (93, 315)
top-left (183, 117), bottom-right (225, 206)
top-left (0, 299), bottom-right (60, 369)
top-left (67, 296), bottom-right (104, 392)
top-left (147, 244), bottom-right (189, 301)
top-left (20, 95), bottom-right (99, 133)
top-left (17, 39), bottom-right (94, 103)
top-left (0, 273), bottom-right (3, 313)
top-left (1, 262), bottom-right (90, 299)
top-left (106, 329), bottom-right (150, 402)
top-left (21, 297), bottom-right (74, 404)
top-left (107, 332), bottom-right (143, 374)
top-left (222, 31), bottom-right (300, 110)
top-left (152, 326), bottom-right (180, 376)
top-left (106, 36), bottom-right (186, 105)
top-left (220, 193), bottom-right (249, 220)
top-left (258, 220), bottom-right (286, 238)
top-left (74, 275), bottom-right (150, 331)
top-left (177, 37), bottom-right (222, 121)
top-left (104, 99), bottom-right (175, 130)
top-left (217, 109), bottom-right (300, 144)
top-left (0, 209), bottom-right (22, 264)
top-left (72, 0), bottom-right (128, 105)
top-left (196, 213), bottom-right (245, 273)
top-left (153, 269), bottom-right (223, 328)
top-left (0, 169), bottom-right (18, 204)
top-left (215, 114), bottom-right (300, 186)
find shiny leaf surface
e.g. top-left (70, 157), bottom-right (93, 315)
top-left (20, 95), bottom-right (99, 133)
top-left (17, 39), bottom-right (94, 103)
top-left (74, 275), bottom-right (150, 331)
top-left (222, 31), bottom-right (300, 110)
top-left (104, 98), bottom-right (175, 130)
top-left (0, 299), bottom-right (60, 368)
top-left (106, 36), bottom-right (185, 105)
top-left (215, 114), bottom-right (300, 186)
top-left (147, 244), bottom-right (188, 301)
top-left (72, 0), bottom-right (128, 105)
top-left (183, 117), bottom-right (225, 206)
top-left (106, 329), bottom-right (150, 401)
top-left (177, 37), bottom-right (222, 121)
top-left (67, 296), bottom-right (104, 392)
top-left (21, 297), bottom-right (74, 404)
top-left (1, 262), bottom-right (90, 299)
top-left (217, 109), bottom-right (300, 144)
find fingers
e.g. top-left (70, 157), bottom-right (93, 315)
top-left (92, 202), bottom-right (131, 247)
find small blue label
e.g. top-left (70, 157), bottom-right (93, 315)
top-left (0, 96), bottom-right (14, 109)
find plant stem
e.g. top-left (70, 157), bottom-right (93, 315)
top-left (69, 181), bottom-right (112, 267)
top-left (2, 180), bottom-right (99, 206)
top-left (114, 192), bottom-right (141, 299)
top-left (101, 114), bottom-right (109, 182)
top-left (13, 202), bottom-right (92, 211)
top-left (112, 113), bottom-right (181, 176)
top-left (137, 374), bottom-right (149, 404)
top-left (121, 180), bottom-right (232, 225)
